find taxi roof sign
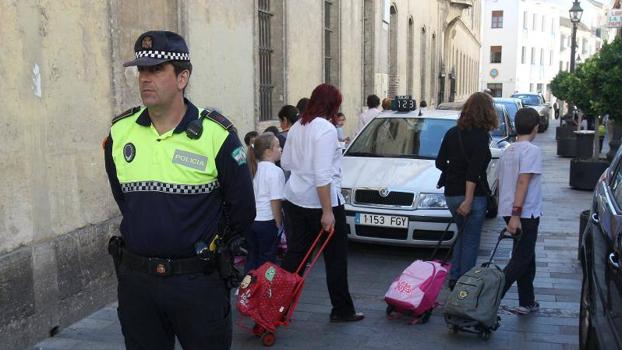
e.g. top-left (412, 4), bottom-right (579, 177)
top-left (391, 96), bottom-right (417, 112)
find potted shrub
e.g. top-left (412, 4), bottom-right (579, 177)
top-left (551, 71), bottom-right (577, 157)
top-left (568, 39), bottom-right (621, 190)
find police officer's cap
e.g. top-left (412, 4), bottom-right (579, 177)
top-left (123, 30), bottom-right (190, 67)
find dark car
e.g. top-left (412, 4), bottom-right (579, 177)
top-left (436, 101), bottom-right (516, 144)
top-left (579, 148), bottom-right (622, 349)
top-left (510, 92), bottom-right (550, 132)
top-left (493, 97), bottom-right (524, 123)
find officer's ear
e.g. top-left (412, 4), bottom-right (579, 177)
top-left (177, 70), bottom-right (190, 91)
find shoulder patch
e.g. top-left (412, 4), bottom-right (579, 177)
top-left (231, 146), bottom-right (247, 166)
top-left (112, 106), bottom-right (141, 125)
top-left (201, 109), bottom-right (234, 131)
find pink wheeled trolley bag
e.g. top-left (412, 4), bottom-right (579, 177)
top-left (384, 220), bottom-right (462, 324)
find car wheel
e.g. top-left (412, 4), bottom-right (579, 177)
top-left (485, 188), bottom-right (499, 219)
top-left (579, 273), bottom-right (598, 350)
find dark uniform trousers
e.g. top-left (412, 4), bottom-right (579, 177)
top-left (281, 201), bottom-right (356, 318)
top-left (117, 264), bottom-right (231, 350)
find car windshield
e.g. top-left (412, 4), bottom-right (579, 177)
top-left (512, 94), bottom-right (540, 106)
top-left (497, 102), bottom-right (518, 121)
top-left (492, 107), bottom-right (506, 137)
top-left (346, 117), bottom-right (455, 159)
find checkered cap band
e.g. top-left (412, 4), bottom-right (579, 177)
top-left (135, 50), bottom-right (190, 61)
top-left (121, 181), bottom-right (219, 195)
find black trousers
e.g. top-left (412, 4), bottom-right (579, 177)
top-left (281, 201), bottom-right (356, 317)
top-left (501, 216), bottom-right (540, 307)
top-left (116, 264), bottom-right (231, 350)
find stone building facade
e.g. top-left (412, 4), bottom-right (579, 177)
top-left (0, 1), bottom-right (480, 349)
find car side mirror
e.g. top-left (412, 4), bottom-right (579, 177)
top-left (490, 147), bottom-right (503, 159)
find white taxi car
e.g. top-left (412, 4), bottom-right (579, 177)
top-left (341, 106), bottom-right (508, 247)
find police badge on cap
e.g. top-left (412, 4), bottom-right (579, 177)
top-left (123, 30), bottom-right (190, 67)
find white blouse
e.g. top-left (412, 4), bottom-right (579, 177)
top-left (281, 117), bottom-right (344, 208)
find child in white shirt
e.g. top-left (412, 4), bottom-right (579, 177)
top-left (245, 133), bottom-right (285, 273)
top-left (497, 107), bottom-right (543, 315)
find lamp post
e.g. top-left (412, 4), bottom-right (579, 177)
top-left (569, 0), bottom-right (583, 73)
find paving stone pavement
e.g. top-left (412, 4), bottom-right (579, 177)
top-left (32, 124), bottom-right (592, 350)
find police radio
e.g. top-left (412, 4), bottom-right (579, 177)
top-left (391, 96), bottom-right (417, 112)
top-left (186, 119), bottom-right (203, 139)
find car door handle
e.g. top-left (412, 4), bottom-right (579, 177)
top-left (591, 213), bottom-right (600, 224)
top-left (610, 253), bottom-right (620, 269)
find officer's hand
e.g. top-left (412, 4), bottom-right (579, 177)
top-left (227, 236), bottom-right (247, 256)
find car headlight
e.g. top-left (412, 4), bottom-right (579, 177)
top-left (341, 188), bottom-right (352, 204)
top-left (416, 193), bottom-right (447, 209)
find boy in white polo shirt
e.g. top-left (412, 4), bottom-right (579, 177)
top-left (497, 107), bottom-right (543, 315)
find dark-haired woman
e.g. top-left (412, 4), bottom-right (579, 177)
top-left (436, 92), bottom-right (499, 289)
top-left (281, 84), bottom-right (363, 323)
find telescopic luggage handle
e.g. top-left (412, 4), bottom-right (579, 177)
top-left (485, 228), bottom-right (522, 266)
top-left (294, 227), bottom-right (335, 278)
top-left (430, 215), bottom-right (469, 263)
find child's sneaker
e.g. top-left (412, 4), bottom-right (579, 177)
top-left (513, 302), bottom-right (540, 315)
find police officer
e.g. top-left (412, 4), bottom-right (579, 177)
top-left (104, 30), bottom-right (255, 350)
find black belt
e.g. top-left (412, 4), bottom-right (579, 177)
top-left (120, 248), bottom-right (215, 276)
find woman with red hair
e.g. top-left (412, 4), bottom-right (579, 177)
top-left (280, 84), bottom-right (364, 323)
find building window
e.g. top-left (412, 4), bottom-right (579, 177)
top-left (258, 0), bottom-right (273, 121)
top-left (530, 83), bottom-right (534, 92)
top-left (487, 83), bottom-right (502, 97)
top-left (324, 0), bottom-right (340, 86)
top-left (582, 38), bottom-right (588, 55)
top-left (407, 17), bottom-right (414, 96)
top-left (523, 11), bottom-right (528, 29)
top-left (541, 15), bottom-right (545, 32)
top-left (532, 13), bottom-right (537, 31)
top-left (531, 47), bottom-right (535, 64)
top-left (362, 0), bottom-right (375, 98)
top-left (537, 83), bottom-right (543, 93)
top-left (521, 46), bottom-right (526, 64)
top-left (490, 45), bottom-right (502, 63)
top-left (491, 10), bottom-right (503, 28)
top-left (550, 50), bottom-right (553, 65)
top-left (560, 34), bottom-right (567, 50)
top-left (388, 5), bottom-right (398, 97)
top-left (257, 0), bottom-right (285, 122)
top-left (419, 25), bottom-right (427, 101)
top-left (559, 61), bottom-right (563, 71)
top-left (551, 18), bottom-right (555, 33)
top-left (540, 48), bottom-right (544, 65)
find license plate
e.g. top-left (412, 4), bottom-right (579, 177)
top-left (355, 213), bottom-right (408, 228)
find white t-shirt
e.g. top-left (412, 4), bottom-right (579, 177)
top-left (497, 141), bottom-right (543, 218)
top-left (281, 117), bottom-right (344, 208)
top-left (356, 107), bottom-right (382, 135)
top-left (253, 161), bottom-right (285, 221)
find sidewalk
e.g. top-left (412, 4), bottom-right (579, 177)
top-left (33, 124), bottom-right (591, 350)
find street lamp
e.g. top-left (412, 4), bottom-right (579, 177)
top-left (569, 0), bottom-right (583, 73)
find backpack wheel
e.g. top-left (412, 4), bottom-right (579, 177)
top-left (385, 304), bottom-right (395, 316)
top-left (252, 324), bottom-right (265, 337)
top-left (479, 330), bottom-right (491, 340)
top-left (420, 310), bottom-right (432, 324)
top-left (261, 332), bottom-right (276, 347)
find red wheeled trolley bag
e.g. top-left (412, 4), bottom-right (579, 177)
top-left (236, 228), bottom-right (334, 347)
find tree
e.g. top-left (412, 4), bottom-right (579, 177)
top-left (550, 70), bottom-right (572, 102)
top-left (588, 38), bottom-right (622, 121)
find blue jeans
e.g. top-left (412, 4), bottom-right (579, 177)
top-left (445, 195), bottom-right (487, 281)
